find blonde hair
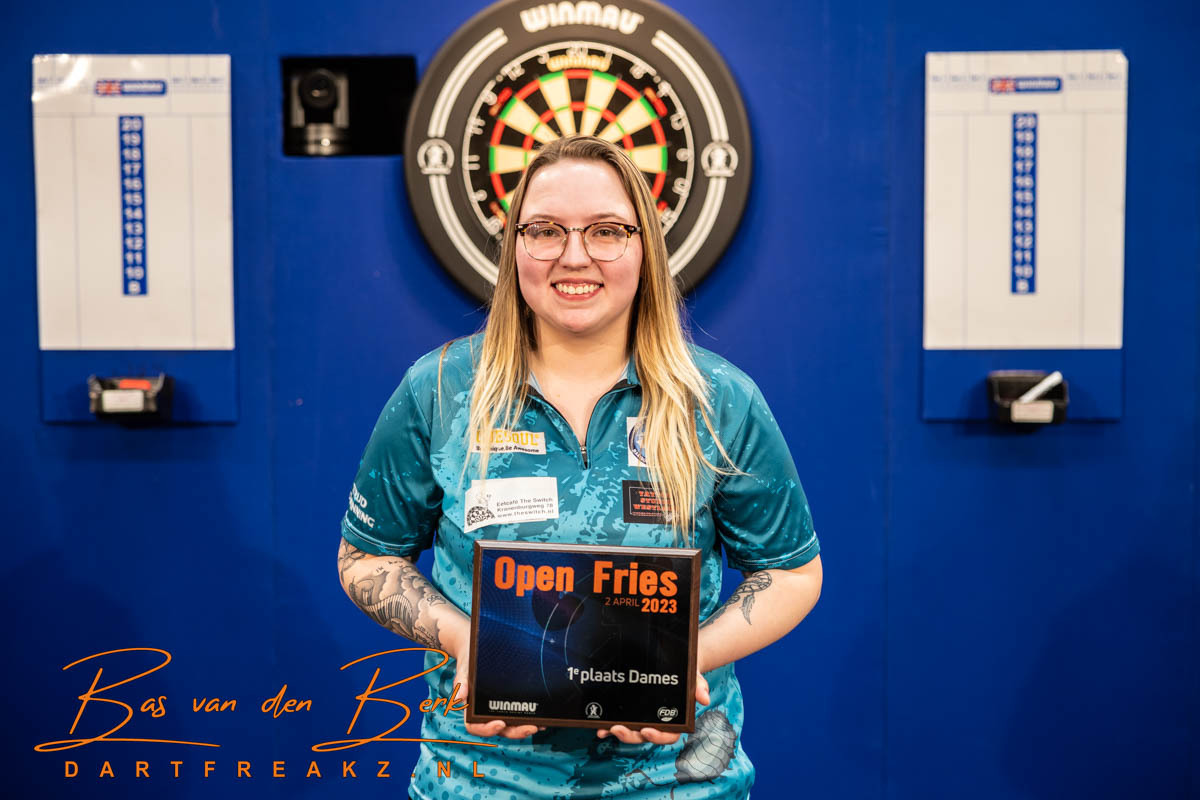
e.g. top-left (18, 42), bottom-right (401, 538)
top-left (462, 135), bottom-right (734, 542)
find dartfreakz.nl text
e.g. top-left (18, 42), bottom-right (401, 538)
top-left (34, 647), bottom-right (498, 780)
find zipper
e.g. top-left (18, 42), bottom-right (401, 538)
top-left (580, 380), bottom-right (633, 468)
top-left (528, 379), bottom-right (634, 469)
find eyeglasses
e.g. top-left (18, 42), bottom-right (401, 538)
top-left (514, 221), bottom-right (641, 262)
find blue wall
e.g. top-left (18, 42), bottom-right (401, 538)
top-left (2, 0), bottom-right (1196, 797)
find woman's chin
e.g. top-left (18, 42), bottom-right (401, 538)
top-left (539, 312), bottom-right (623, 342)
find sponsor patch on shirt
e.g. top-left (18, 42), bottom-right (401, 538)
top-left (626, 417), bottom-right (647, 467)
top-left (464, 477), bottom-right (559, 532)
top-left (471, 428), bottom-right (547, 455)
top-left (347, 482), bottom-right (375, 529)
top-left (622, 480), bottom-right (672, 525)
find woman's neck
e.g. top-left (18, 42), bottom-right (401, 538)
top-left (530, 324), bottom-right (629, 387)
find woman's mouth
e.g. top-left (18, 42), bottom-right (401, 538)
top-left (553, 282), bottom-right (601, 297)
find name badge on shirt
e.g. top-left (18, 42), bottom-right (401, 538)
top-left (464, 477), bottom-right (559, 532)
top-left (471, 428), bottom-right (547, 455)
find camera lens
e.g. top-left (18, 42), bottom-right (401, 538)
top-left (299, 69), bottom-right (339, 112)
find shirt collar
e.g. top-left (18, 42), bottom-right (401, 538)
top-left (621, 355), bottom-right (640, 386)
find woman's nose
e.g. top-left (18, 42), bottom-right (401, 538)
top-left (558, 230), bottom-right (592, 265)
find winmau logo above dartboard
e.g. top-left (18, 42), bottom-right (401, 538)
top-left (403, 0), bottom-right (752, 301)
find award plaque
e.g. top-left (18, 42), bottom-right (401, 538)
top-left (468, 541), bottom-right (701, 733)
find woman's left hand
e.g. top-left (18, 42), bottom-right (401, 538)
top-left (595, 670), bottom-right (709, 745)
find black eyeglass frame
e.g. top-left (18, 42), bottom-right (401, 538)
top-left (514, 221), bottom-right (642, 262)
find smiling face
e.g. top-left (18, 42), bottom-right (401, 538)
top-left (515, 158), bottom-right (643, 348)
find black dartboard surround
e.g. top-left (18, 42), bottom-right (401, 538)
top-left (403, 0), bottom-right (752, 302)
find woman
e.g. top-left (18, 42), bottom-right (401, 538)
top-left (338, 134), bottom-right (821, 799)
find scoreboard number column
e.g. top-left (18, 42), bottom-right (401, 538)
top-left (119, 114), bottom-right (147, 296)
top-left (1011, 112), bottom-right (1036, 294)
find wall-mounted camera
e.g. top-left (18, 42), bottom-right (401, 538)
top-left (282, 57), bottom-right (416, 157)
top-left (288, 67), bottom-right (350, 155)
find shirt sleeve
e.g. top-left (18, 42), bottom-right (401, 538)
top-left (340, 371), bottom-right (442, 557)
top-left (712, 384), bottom-right (820, 572)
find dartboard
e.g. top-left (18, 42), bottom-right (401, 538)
top-left (404, 0), bottom-right (752, 301)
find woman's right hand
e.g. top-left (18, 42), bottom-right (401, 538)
top-left (453, 634), bottom-right (542, 740)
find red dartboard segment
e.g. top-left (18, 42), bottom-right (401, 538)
top-left (489, 87), bottom-right (512, 117)
top-left (651, 172), bottom-right (666, 197)
top-left (650, 118), bottom-right (666, 145)
top-left (515, 80), bottom-right (539, 100)
top-left (488, 200), bottom-right (506, 224)
top-left (615, 79), bottom-right (641, 101)
top-left (646, 88), bottom-right (668, 117)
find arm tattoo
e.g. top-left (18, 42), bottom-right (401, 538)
top-left (700, 570), bottom-right (773, 629)
top-left (337, 539), bottom-right (370, 585)
top-left (338, 539), bottom-right (449, 649)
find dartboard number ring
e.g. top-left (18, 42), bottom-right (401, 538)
top-left (404, 0), bottom-right (753, 301)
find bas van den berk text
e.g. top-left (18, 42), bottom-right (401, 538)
top-left (34, 646), bottom-right (503, 782)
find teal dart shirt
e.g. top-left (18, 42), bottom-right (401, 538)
top-left (341, 335), bottom-right (819, 800)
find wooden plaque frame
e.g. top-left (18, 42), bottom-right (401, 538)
top-left (468, 540), bottom-right (701, 733)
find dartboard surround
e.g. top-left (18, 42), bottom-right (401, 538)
top-left (404, 0), bottom-right (751, 301)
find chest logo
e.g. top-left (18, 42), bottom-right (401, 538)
top-left (472, 428), bottom-right (547, 455)
top-left (464, 476), bottom-right (559, 533)
top-left (627, 417), bottom-right (647, 467)
top-left (622, 480), bottom-right (672, 525)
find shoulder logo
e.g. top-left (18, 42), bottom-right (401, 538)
top-left (626, 417), bottom-right (647, 467)
top-left (347, 483), bottom-right (376, 529)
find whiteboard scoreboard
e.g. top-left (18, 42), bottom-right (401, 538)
top-left (33, 54), bottom-right (233, 351)
top-left (924, 50), bottom-right (1127, 351)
